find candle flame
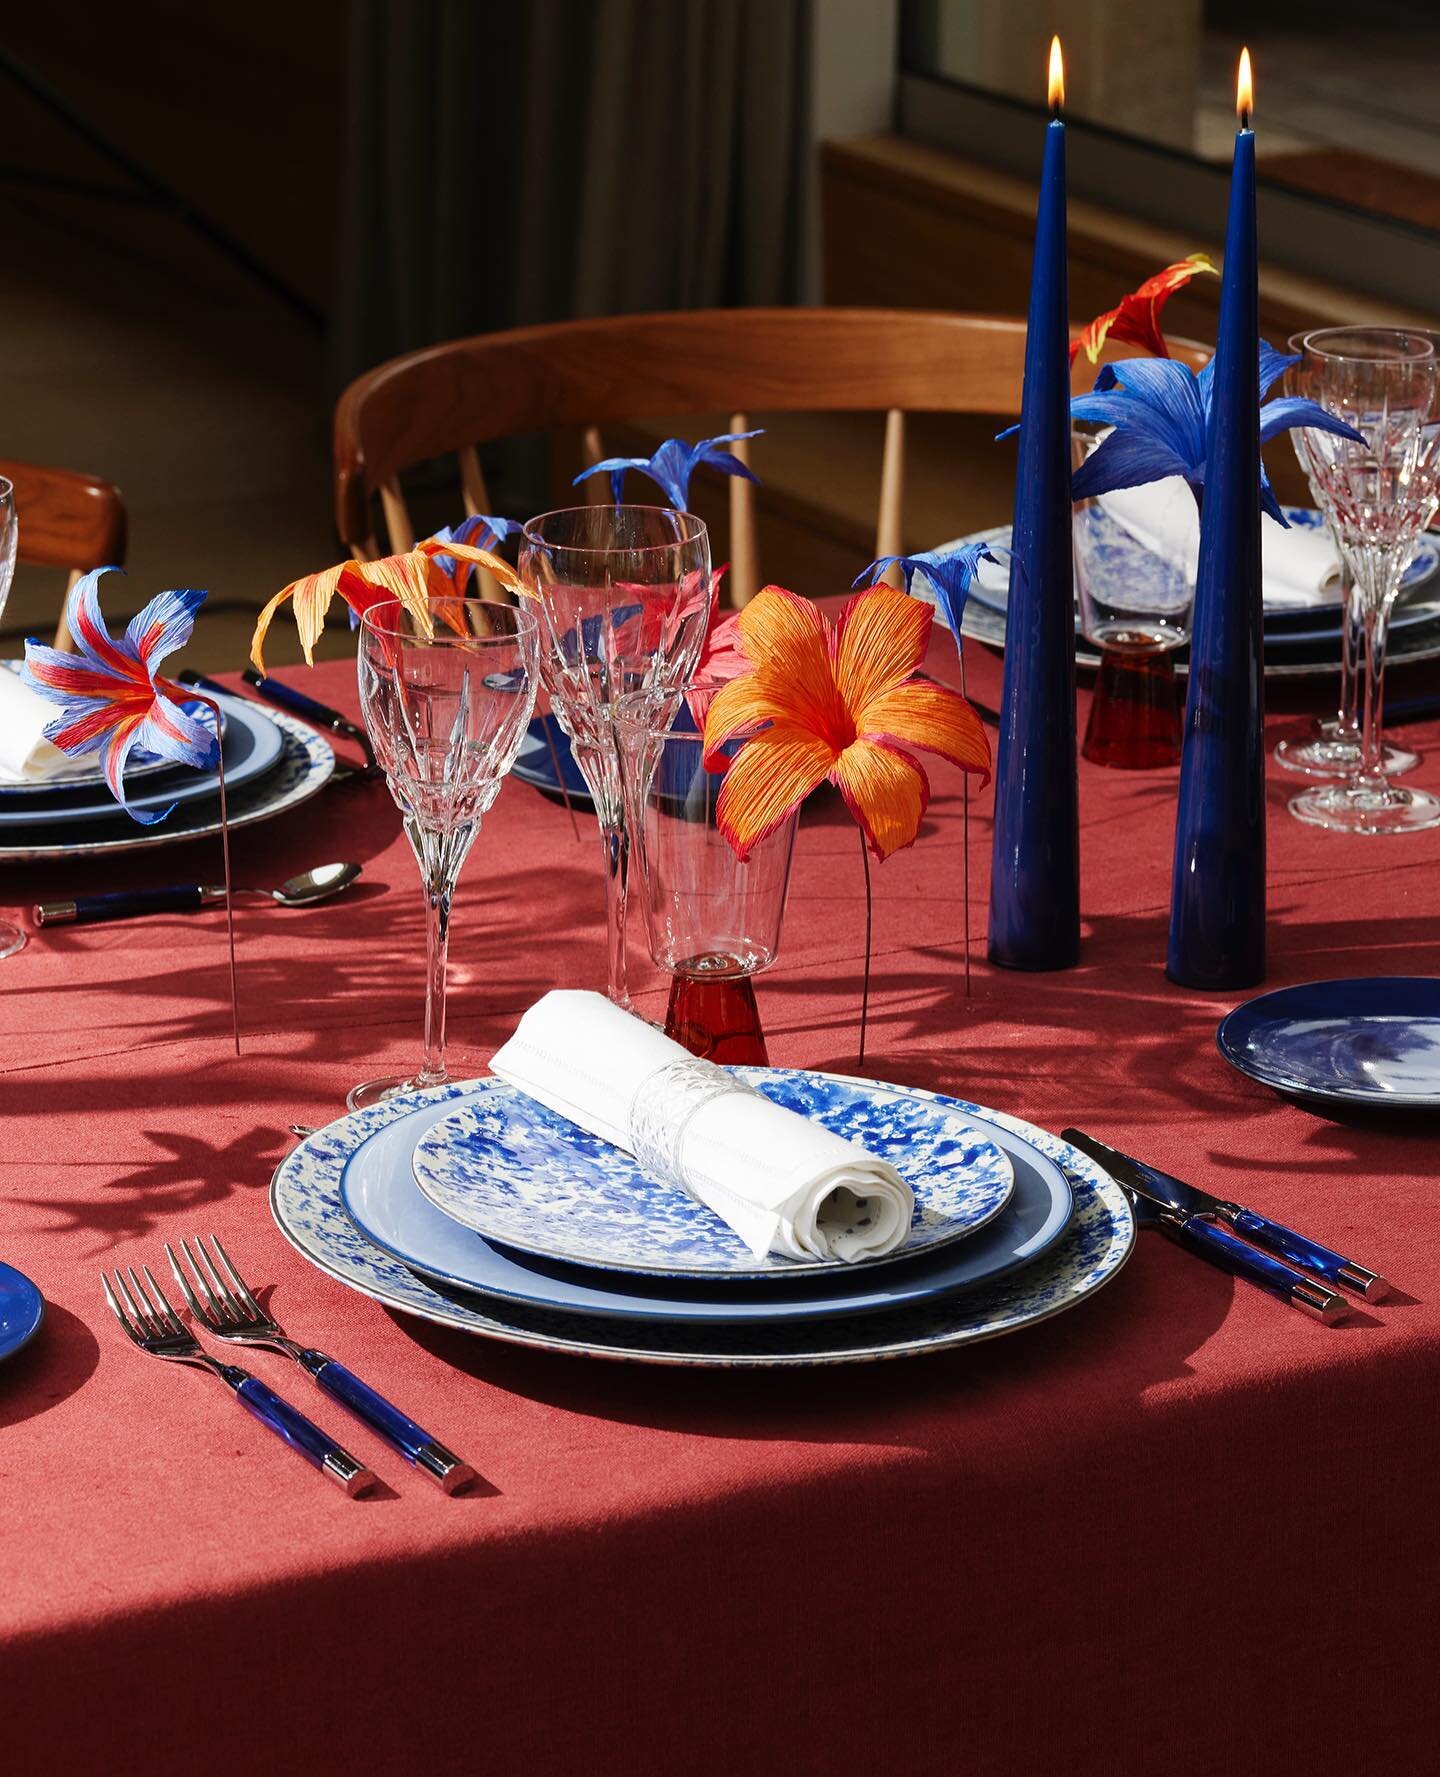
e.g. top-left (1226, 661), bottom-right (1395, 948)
top-left (1048, 36), bottom-right (1064, 111)
top-left (1237, 47), bottom-right (1253, 124)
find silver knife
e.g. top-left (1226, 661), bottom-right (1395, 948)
top-left (1062, 1127), bottom-right (1365, 1324)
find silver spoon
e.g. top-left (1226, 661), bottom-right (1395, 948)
top-left (35, 863), bottom-right (363, 927)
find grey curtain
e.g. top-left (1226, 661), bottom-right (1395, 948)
top-left (332, 0), bottom-right (813, 389)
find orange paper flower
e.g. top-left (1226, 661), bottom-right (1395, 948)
top-left (250, 538), bottom-right (521, 672)
top-left (1071, 254), bottom-right (1216, 366)
top-left (702, 584), bottom-right (991, 863)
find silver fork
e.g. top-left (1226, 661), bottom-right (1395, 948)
top-left (102, 1264), bottom-right (376, 1496)
top-left (168, 1236), bottom-right (475, 1494)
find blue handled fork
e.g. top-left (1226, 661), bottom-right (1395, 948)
top-left (167, 1236), bottom-right (476, 1494)
top-left (102, 1264), bottom-right (377, 1495)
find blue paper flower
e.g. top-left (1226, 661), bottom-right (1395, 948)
top-left (573, 431), bottom-right (763, 509)
top-left (1047, 342), bottom-right (1365, 527)
top-left (423, 512), bottom-right (524, 590)
top-left (854, 543), bottom-right (1000, 643)
top-left (23, 568), bottom-right (218, 824)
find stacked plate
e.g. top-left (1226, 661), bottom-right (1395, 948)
top-left (273, 1070), bottom-right (1137, 1367)
top-left (0, 670), bottom-right (336, 861)
top-left (939, 508), bottom-right (1440, 681)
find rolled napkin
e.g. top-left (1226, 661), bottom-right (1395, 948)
top-left (0, 665), bottom-right (71, 783)
top-left (488, 990), bottom-right (915, 1263)
top-left (1098, 477), bottom-right (1340, 610)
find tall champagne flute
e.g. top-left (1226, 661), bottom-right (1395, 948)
top-left (349, 596), bottom-right (539, 1110)
top-left (1274, 333), bottom-right (1420, 782)
top-left (0, 478), bottom-right (22, 960)
top-left (1287, 328), bottom-right (1440, 834)
top-left (518, 507), bottom-right (711, 1008)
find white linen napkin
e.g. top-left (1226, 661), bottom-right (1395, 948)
top-left (0, 666), bottom-right (70, 784)
top-left (1098, 478), bottom-right (1340, 610)
top-left (488, 990), bottom-right (915, 1263)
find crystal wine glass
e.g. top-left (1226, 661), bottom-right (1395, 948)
top-left (1286, 328), bottom-right (1440, 834)
top-left (1274, 331), bottom-right (1422, 783)
top-left (518, 507), bottom-right (712, 1009)
top-left (349, 596), bottom-right (539, 1110)
top-left (0, 478), bottom-right (24, 961)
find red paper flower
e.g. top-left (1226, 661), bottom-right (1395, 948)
top-left (1071, 255), bottom-right (1217, 366)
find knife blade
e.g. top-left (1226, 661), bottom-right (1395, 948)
top-left (1061, 1127), bottom-right (1387, 1302)
top-left (1062, 1128), bottom-right (1354, 1324)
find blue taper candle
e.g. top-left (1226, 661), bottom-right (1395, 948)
top-left (988, 38), bottom-right (1079, 971)
top-left (1167, 49), bottom-right (1264, 989)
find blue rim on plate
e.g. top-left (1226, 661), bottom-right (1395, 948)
top-left (408, 1069), bottom-right (1016, 1279)
top-left (1218, 976), bottom-right (1440, 1109)
top-left (340, 1086), bottom-right (1071, 1323)
top-left (271, 1076), bottom-right (1135, 1367)
top-left (0, 694), bottom-right (283, 828)
top-left (0, 1261), bottom-right (44, 1363)
top-left (0, 709), bottom-right (333, 861)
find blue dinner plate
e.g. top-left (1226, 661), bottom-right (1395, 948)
top-left (0, 1261), bottom-right (44, 1363)
top-left (512, 714), bottom-right (594, 809)
top-left (0, 694), bottom-right (284, 829)
top-left (275, 1079), bottom-right (1133, 1366)
top-left (340, 1087), bottom-right (1072, 1324)
top-left (1218, 976), bottom-right (1440, 1109)
top-left (409, 1069), bottom-right (1017, 1278)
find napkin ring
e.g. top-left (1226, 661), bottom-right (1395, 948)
top-left (628, 1058), bottom-right (757, 1188)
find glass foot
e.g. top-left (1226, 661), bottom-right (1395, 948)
top-left (665, 970), bottom-right (768, 1064)
top-left (345, 1071), bottom-right (448, 1112)
top-left (1289, 781), bottom-right (1440, 835)
top-left (1082, 645), bottom-right (1181, 769)
top-left (1275, 724), bottom-right (1418, 780)
top-left (0, 920), bottom-right (26, 960)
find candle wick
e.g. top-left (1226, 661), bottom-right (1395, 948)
top-left (1240, 107), bottom-right (1252, 131)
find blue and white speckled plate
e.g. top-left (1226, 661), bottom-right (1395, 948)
top-left (408, 1069), bottom-right (1016, 1279)
top-left (270, 1078), bottom-right (1135, 1367)
top-left (340, 1086), bottom-right (1071, 1322)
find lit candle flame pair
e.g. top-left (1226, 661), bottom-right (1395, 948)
top-left (1044, 35), bottom-right (1251, 126)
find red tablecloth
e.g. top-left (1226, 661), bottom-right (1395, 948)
top-left (3, 636), bottom-right (1438, 1774)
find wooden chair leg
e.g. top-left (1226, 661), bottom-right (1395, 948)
top-left (875, 409), bottom-right (906, 588)
top-left (728, 412), bottom-right (758, 607)
top-left (51, 568), bottom-right (83, 651)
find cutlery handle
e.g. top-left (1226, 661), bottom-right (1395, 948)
top-left (234, 1375), bottom-right (376, 1495)
top-left (177, 669), bottom-right (232, 701)
top-left (243, 670), bottom-right (370, 749)
top-left (37, 886), bottom-right (210, 926)
top-left (1216, 1205), bottom-right (1389, 1301)
top-left (1162, 1214), bottom-right (1349, 1323)
top-left (303, 1352), bottom-right (475, 1493)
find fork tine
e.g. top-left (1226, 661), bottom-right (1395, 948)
top-left (210, 1236), bottom-right (265, 1319)
top-left (127, 1265), bottom-right (168, 1338)
top-left (141, 1265), bottom-right (184, 1337)
top-left (192, 1237), bottom-right (243, 1324)
top-left (117, 1266), bottom-right (158, 1338)
top-left (181, 1243), bottom-right (229, 1329)
top-left (101, 1272), bottom-right (141, 1344)
top-left (166, 1241), bottom-right (210, 1325)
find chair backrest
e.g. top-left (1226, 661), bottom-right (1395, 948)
top-left (0, 457), bottom-right (128, 647)
top-left (333, 308), bottom-right (1210, 603)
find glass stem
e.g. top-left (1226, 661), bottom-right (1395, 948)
top-left (409, 818), bottom-right (466, 1087)
top-left (601, 819), bottom-right (632, 1009)
top-left (1336, 573), bottom-right (1362, 740)
top-left (1353, 596), bottom-right (1394, 793)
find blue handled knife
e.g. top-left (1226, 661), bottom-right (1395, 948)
top-left (1062, 1128), bottom-right (1382, 1323)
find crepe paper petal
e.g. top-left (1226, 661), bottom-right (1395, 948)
top-left (860, 680), bottom-right (992, 785)
top-left (1071, 254), bottom-right (1217, 366)
top-left (573, 430), bottom-right (764, 510)
top-left (853, 543), bottom-right (999, 644)
top-left (23, 569), bottom-right (216, 821)
top-left (1258, 395), bottom-right (1367, 452)
top-left (1257, 342), bottom-right (1298, 401)
top-left (714, 724), bottom-right (835, 860)
top-left (834, 583), bottom-right (932, 715)
top-left (251, 562), bottom-right (347, 671)
top-left (1071, 431), bottom-right (1202, 503)
top-left (832, 737), bottom-right (930, 862)
top-left (427, 513), bottom-right (523, 588)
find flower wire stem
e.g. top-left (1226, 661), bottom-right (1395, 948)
top-left (538, 706), bottom-right (581, 841)
top-left (190, 691), bottom-right (240, 1056)
top-left (858, 826), bottom-right (873, 1066)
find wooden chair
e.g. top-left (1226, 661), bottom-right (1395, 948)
top-left (332, 309), bottom-right (1210, 605)
top-left (0, 457), bottom-right (128, 647)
